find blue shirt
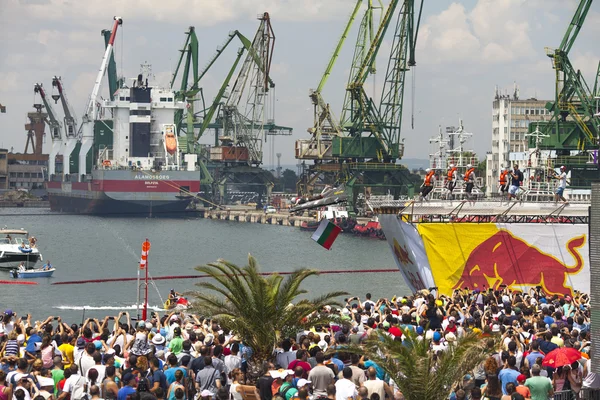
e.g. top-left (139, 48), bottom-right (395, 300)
top-left (364, 360), bottom-right (385, 381)
top-left (498, 368), bottom-right (519, 395)
top-left (164, 367), bottom-right (187, 386)
top-left (117, 386), bottom-right (137, 400)
top-left (25, 333), bottom-right (42, 353)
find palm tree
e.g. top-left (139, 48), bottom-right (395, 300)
top-left (190, 254), bottom-right (347, 370)
top-left (357, 329), bottom-right (495, 400)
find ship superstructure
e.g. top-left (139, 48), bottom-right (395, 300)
top-left (47, 17), bottom-right (201, 215)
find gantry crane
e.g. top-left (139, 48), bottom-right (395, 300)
top-left (530, 0), bottom-right (599, 188)
top-left (34, 83), bottom-right (62, 174)
top-left (76, 16), bottom-right (122, 180)
top-left (170, 14), bottom-right (292, 205)
top-left (51, 76), bottom-right (78, 177)
top-left (295, 0), bottom-right (423, 215)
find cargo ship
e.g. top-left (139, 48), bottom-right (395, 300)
top-left (46, 17), bottom-right (201, 216)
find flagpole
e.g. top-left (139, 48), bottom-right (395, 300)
top-left (136, 267), bottom-right (140, 320)
top-left (143, 238), bottom-right (149, 321)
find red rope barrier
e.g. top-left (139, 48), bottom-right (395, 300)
top-left (51, 269), bottom-right (399, 286)
top-left (0, 280), bottom-right (38, 285)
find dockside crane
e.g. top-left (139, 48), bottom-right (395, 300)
top-left (76, 16), bottom-right (122, 181)
top-left (34, 83), bottom-right (62, 175)
top-left (295, 0), bottom-right (423, 214)
top-left (217, 12), bottom-right (283, 166)
top-left (51, 76), bottom-right (78, 176)
top-left (532, 0), bottom-right (599, 188)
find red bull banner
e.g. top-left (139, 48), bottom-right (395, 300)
top-left (379, 215), bottom-right (435, 293)
top-left (416, 223), bottom-right (589, 296)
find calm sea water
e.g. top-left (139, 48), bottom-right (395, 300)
top-left (0, 208), bottom-right (408, 324)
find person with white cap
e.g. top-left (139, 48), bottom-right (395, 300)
top-left (419, 168), bottom-right (436, 201)
top-left (552, 165), bottom-right (569, 204)
top-left (463, 164), bottom-right (476, 201)
top-left (444, 164), bottom-right (458, 200)
top-left (277, 370), bottom-right (297, 400)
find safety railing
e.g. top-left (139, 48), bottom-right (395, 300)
top-left (581, 388), bottom-right (600, 400)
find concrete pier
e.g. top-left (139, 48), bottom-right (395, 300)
top-left (195, 207), bottom-right (318, 228)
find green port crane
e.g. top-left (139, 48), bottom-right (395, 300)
top-left (170, 25), bottom-right (277, 154)
top-left (296, 0), bottom-right (424, 214)
top-left (530, 0), bottom-right (600, 187)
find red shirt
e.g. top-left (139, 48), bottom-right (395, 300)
top-left (287, 360), bottom-right (311, 378)
top-left (388, 326), bottom-right (403, 338)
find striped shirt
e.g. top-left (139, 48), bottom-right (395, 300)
top-left (4, 339), bottom-right (19, 356)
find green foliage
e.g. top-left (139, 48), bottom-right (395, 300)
top-left (353, 329), bottom-right (495, 400)
top-left (190, 254), bottom-right (347, 362)
top-left (281, 169), bottom-right (298, 192)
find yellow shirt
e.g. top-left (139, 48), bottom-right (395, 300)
top-left (58, 343), bottom-right (74, 368)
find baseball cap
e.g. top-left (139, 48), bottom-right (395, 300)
top-left (517, 374), bottom-right (526, 383)
top-left (38, 377), bottom-right (55, 388)
top-left (94, 340), bottom-right (102, 350)
top-left (416, 326), bottom-right (424, 335)
top-left (492, 324), bottom-right (500, 333)
top-left (279, 370), bottom-right (294, 379)
top-left (173, 327), bottom-right (181, 335)
top-left (297, 379), bottom-right (311, 388)
top-left (448, 316), bottom-right (455, 322)
top-left (433, 331), bottom-right (442, 341)
top-left (170, 315), bottom-right (179, 321)
top-left (138, 321), bottom-right (146, 329)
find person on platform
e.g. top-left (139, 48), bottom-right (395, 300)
top-left (552, 165), bottom-right (569, 204)
top-left (463, 164), bottom-right (476, 201)
top-left (507, 164), bottom-right (523, 202)
top-left (444, 164), bottom-right (458, 200)
top-left (419, 169), bottom-right (436, 201)
top-left (498, 167), bottom-right (510, 199)
top-left (42, 261), bottom-right (52, 271)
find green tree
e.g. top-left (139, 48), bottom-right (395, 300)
top-left (190, 255), bottom-right (346, 372)
top-left (281, 169), bottom-right (297, 192)
top-left (355, 329), bottom-right (494, 400)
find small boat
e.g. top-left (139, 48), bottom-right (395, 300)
top-left (11, 267), bottom-right (55, 279)
top-left (0, 229), bottom-right (43, 269)
top-left (299, 221), bottom-right (320, 231)
top-left (164, 296), bottom-right (190, 310)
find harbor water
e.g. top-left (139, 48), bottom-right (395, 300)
top-left (0, 208), bottom-right (408, 322)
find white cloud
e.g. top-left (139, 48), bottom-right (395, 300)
top-left (4, 0), bottom-right (352, 26)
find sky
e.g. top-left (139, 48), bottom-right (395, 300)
top-left (0, 0), bottom-right (599, 168)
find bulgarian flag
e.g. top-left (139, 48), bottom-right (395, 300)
top-left (311, 219), bottom-right (342, 250)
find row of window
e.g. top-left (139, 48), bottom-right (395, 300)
top-left (510, 119), bottom-right (532, 128)
top-left (511, 106), bottom-right (549, 116)
top-left (8, 172), bottom-right (44, 178)
top-left (8, 181), bottom-right (40, 188)
top-left (159, 97), bottom-right (174, 102)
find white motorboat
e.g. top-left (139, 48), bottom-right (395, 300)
top-left (0, 229), bottom-right (42, 269)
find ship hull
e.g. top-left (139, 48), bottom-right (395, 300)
top-left (47, 169), bottom-right (200, 217)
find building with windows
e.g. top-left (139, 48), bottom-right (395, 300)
top-left (0, 149), bottom-right (8, 189)
top-left (485, 87), bottom-right (551, 196)
top-left (7, 153), bottom-right (47, 190)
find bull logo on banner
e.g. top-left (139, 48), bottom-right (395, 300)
top-left (453, 231), bottom-right (585, 296)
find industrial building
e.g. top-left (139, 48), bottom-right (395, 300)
top-left (485, 87), bottom-right (551, 196)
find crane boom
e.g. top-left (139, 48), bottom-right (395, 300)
top-left (33, 84), bottom-right (62, 139)
top-left (52, 77), bottom-right (77, 138)
top-left (559, 0), bottom-right (592, 55)
top-left (34, 83), bottom-right (63, 177)
top-left (78, 16), bottom-right (122, 179)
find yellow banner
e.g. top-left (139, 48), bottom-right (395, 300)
top-left (416, 223), bottom-right (588, 296)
